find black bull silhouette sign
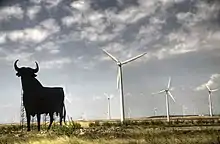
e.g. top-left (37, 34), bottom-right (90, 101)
top-left (14, 60), bottom-right (66, 131)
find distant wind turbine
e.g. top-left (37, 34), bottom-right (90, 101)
top-left (206, 85), bottom-right (218, 117)
top-left (128, 107), bottom-right (132, 119)
top-left (62, 90), bottom-right (73, 123)
top-left (193, 107), bottom-right (197, 115)
top-left (102, 49), bottom-right (147, 122)
top-left (154, 107), bottom-right (158, 116)
top-left (61, 85), bottom-right (73, 120)
top-left (182, 105), bottom-right (187, 116)
top-left (65, 96), bottom-right (72, 104)
top-left (152, 77), bottom-right (176, 122)
top-left (104, 93), bottom-right (114, 120)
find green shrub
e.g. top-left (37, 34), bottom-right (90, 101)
top-left (190, 120), bottom-right (194, 125)
top-left (112, 121), bottom-right (123, 127)
top-left (209, 119), bottom-right (214, 125)
top-left (138, 121), bottom-right (150, 126)
top-left (88, 122), bottom-right (95, 127)
top-left (89, 121), bottom-right (101, 127)
top-left (154, 120), bottom-right (164, 126)
top-left (183, 120), bottom-right (190, 125)
top-left (173, 119), bottom-right (180, 125)
top-left (68, 121), bottom-right (82, 129)
top-left (102, 122), bottom-right (112, 127)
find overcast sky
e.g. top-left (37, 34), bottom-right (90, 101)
top-left (0, 0), bottom-right (220, 123)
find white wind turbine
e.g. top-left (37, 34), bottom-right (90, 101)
top-left (128, 107), bottom-right (132, 119)
top-left (62, 86), bottom-right (73, 123)
top-left (102, 49), bottom-right (147, 122)
top-left (152, 77), bottom-right (176, 122)
top-left (154, 107), bottom-right (158, 116)
top-left (206, 85), bottom-right (218, 117)
top-left (65, 95), bottom-right (72, 121)
top-left (182, 105), bottom-right (187, 116)
top-left (104, 93), bottom-right (114, 120)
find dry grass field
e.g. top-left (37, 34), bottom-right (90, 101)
top-left (0, 115), bottom-right (220, 144)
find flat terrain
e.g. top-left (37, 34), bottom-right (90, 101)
top-left (0, 116), bottom-right (220, 144)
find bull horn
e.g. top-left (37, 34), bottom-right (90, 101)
top-left (33, 61), bottom-right (39, 73)
top-left (14, 59), bottom-right (20, 71)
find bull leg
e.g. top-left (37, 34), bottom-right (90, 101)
top-left (59, 111), bottom-right (63, 126)
top-left (47, 113), bottom-right (54, 131)
top-left (26, 113), bottom-right (31, 131)
top-left (37, 114), bottom-right (41, 131)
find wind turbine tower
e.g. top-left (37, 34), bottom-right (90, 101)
top-left (206, 85), bottom-right (218, 117)
top-left (128, 108), bottom-right (132, 119)
top-left (152, 77), bottom-right (176, 122)
top-left (104, 93), bottom-right (114, 120)
top-left (182, 105), bottom-right (187, 116)
top-left (102, 49), bottom-right (147, 122)
top-left (154, 107), bottom-right (158, 116)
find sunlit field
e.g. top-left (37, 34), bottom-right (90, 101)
top-left (0, 116), bottom-right (220, 144)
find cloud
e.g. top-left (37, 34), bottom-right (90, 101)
top-left (30, 0), bottom-right (41, 4)
top-left (7, 28), bottom-right (47, 43)
top-left (107, 6), bottom-right (146, 24)
top-left (40, 0), bottom-right (62, 9)
top-left (195, 1), bottom-right (220, 23)
top-left (136, 16), bottom-right (165, 47)
top-left (0, 33), bottom-right (6, 44)
top-left (39, 57), bottom-right (72, 69)
top-left (35, 41), bottom-right (60, 54)
top-left (172, 1), bottom-right (220, 52)
top-left (194, 74), bottom-right (220, 91)
top-left (5, 18), bottom-right (60, 44)
top-left (70, 0), bottom-right (91, 12)
top-left (0, 4), bottom-right (24, 22)
top-left (26, 6), bottom-right (41, 20)
top-left (61, 0), bottom-right (92, 27)
top-left (61, 14), bottom-right (83, 27)
top-left (3, 51), bottom-right (34, 62)
top-left (62, 0), bottom-right (159, 43)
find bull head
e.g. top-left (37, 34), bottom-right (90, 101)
top-left (14, 59), bottom-right (39, 77)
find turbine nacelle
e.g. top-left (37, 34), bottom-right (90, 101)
top-left (102, 49), bottom-right (147, 89)
top-left (206, 85), bottom-right (219, 94)
top-left (152, 77), bottom-right (175, 102)
top-left (104, 93), bottom-right (114, 99)
top-left (117, 62), bottom-right (122, 66)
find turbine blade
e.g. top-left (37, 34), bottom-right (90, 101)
top-left (109, 94), bottom-right (114, 99)
top-left (116, 68), bottom-right (120, 89)
top-left (168, 91), bottom-right (176, 102)
top-left (121, 52), bottom-right (147, 65)
top-left (104, 93), bottom-right (109, 98)
top-left (206, 85), bottom-right (211, 91)
top-left (211, 89), bottom-right (219, 92)
top-left (152, 90), bottom-right (165, 95)
top-left (65, 96), bottom-right (72, 103)
top-left (102, 49), bottom-right (119, 63)
top-left (167, 77), bottom-right (171, 89)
